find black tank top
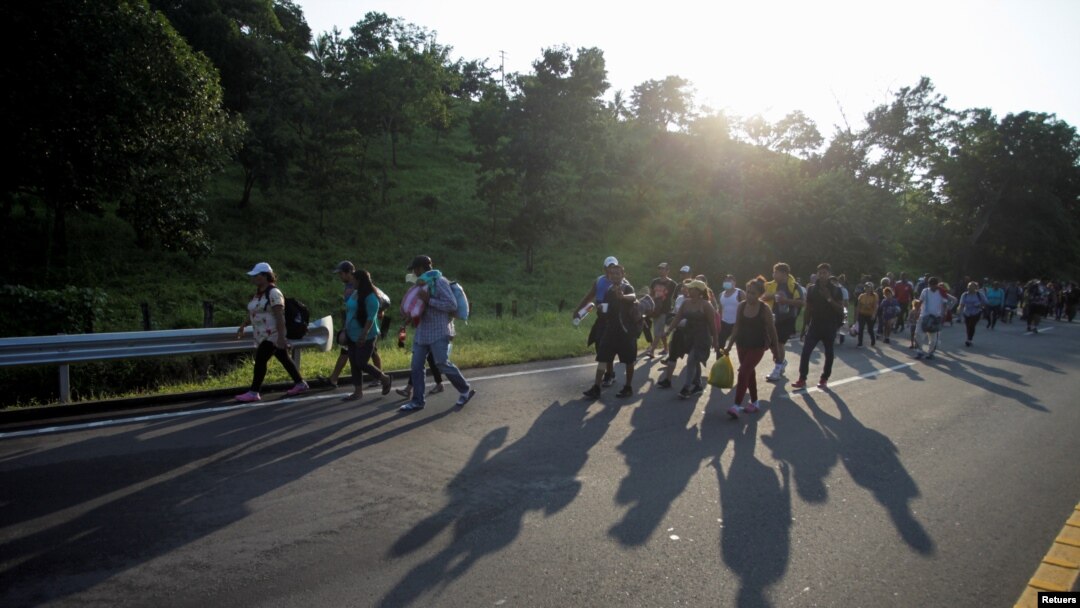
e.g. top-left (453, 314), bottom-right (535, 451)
top-left (736, 303), bottom-right (768, 349)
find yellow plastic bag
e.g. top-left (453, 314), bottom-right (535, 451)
top-left (708, 351), bottom-right (734, 389)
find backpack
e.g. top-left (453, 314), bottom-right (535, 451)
top-left (374, 287), bottom-right (392, 312)
top-left (448, 280), bottom-right (470, 321)
top-left (263, 286), bottom-right (309, 340)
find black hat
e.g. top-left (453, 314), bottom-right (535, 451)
top-left (333, 260), bottom-right (355, 274)
top-left (407, 255), bottom-right (433, 271)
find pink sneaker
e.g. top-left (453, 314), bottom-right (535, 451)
top-left (285, 381), bottom-right (309, 396)
top-left (742, 402), bottom-right (760, 414)
top-left (235, 390), bottom-right (261, 403)
top-left (727, 405), bottom-right (741, 419)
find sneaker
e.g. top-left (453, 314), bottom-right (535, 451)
top-left (430, 383), bottom-right (445, 394)
top-left (285, 381), bottom-right (309, 396)
top-left (601, 373), bottom-right (615, 388)
top-left (398, 401), bottom-right (425, 412)
top-left (779, 360), bottom-right (788, 374)
top-left (791, 378), bottom-right (807, 389)
top-left (366, 379), bottom-right (382, 388)
top-left (743, 402), bottom-right (760, 414)
top-left (616, 385), bottom-right (633, 398)
top-left (964, 340), bottom-right (972, 347)
top-left (456, 388), bottom-right (477, 407)
top-left (726, 405), bottom-right (741, 419)
top-left (381, 375), bottom-right (393, 395)
top-left (914, 352), bottom-right (925, 359)
top-left (235, 390), bottom-right (261, 403)
top-left (689, 383), bottom-right (704, 396)
top-left (678, 387), bottom-right (691, 399)
top-left (395, 387), bottom-right (413, 398)
top-left (817, 378), bottom-right (828, 390)
top-left (765, 366), bottom-right (782, 382)
top-left (583, 385), bottom-right (602, 399)
top-left (657, 378), bottom-right (672, 389)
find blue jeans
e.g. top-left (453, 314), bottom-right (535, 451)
top-left (411, 337), bottom-right (470, 405)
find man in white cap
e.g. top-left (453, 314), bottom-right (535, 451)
top-left (573, 256), bottom-right (630, 391)
top-left (577, 258), bottom-right (638, 398)
top-left (679, 265), bottom-right (692, 283)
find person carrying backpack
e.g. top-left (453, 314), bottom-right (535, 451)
top-left (791, 263), bottom-right (845, 390)
top-left (399, 255), bottom-right (475, 412)
top-left (234, 262), bottom-right (308, 402)
top-left (655, 280), bottom-right (718, 399)
top-left (340, 269), bottom-right (394, 401)
top-left (762, 263), bottom-right (804, 382)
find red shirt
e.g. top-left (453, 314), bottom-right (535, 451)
top-left (894, 281), bottom-right (913, 304)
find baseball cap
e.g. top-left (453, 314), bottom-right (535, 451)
top-left (680, 265), bottom-right (691, 273)
top-left (246, 262), bottom-right (273, 276)
top-left (333, 260), bottom-right (355, 274)
top-left (407, 255), bottom-right (433, 271)
top-left (603, 256), bottom-right (619, 268)
top-left (657, 262), bottom-right (669, 269)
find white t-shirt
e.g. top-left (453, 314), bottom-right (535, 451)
top-left (919, 288), bottom-right (946, 319)
top-left (248, 287), bottom-right (284, 345)
top-left (718, 289), bottom-right (744, 325)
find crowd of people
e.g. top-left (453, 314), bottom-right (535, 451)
top-left (229, 255), bottom-right (1076, 417)
top-left (233, 257), bottom-right (475, 412)
top-left (572, 257), bottom-right (1078, 418)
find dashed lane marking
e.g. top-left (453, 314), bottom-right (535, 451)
top-left (1015, 502), bottom-right (1080, 606)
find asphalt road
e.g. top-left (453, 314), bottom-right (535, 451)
top-left (2, 318), bottom-right (1079, 607)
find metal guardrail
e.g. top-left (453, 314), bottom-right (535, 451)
top-left (0, 316), bottom-right (334, 404)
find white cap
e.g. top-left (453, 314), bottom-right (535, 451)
top-left (680, 265), bottom-right (691, 273)
top-left (247, 262), bottom-right (273, 276)
top-left (603, 256), bottom-right (619, 268)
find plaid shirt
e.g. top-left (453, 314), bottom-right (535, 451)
top-left (415, 277), bottom-right (457, 345)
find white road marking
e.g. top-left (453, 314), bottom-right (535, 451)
top-left (780, 362), bottom-right (917, 399)
top-left (0, 362), bottom-right (599, 440)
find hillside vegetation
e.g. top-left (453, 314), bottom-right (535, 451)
top-left (2, 1), bottom-right (1078, 406)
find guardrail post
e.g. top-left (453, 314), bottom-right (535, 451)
top-left (141, 303), bottom-right (151, 331)
top-left (511, 300), bottom-right (518, 318)
top-left (202, 301), bottom-right (214, 328)
top-left (59, 364), bottom-right (71, 404)
top-left (496, 303), bottom-right (503, 318)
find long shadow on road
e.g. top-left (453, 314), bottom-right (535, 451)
top-left (378, 399), bottom-right (619, 608)
top-left (0, 393), bottom-right (454, 606)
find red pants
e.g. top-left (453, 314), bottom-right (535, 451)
top-left (734, 346), bottom-right (767, 405)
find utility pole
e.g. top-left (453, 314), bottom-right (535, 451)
top-left (499, 50), bottom-right (506, 87)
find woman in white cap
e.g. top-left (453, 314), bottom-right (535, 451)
top-left (234, 262), bottom-right (308, 401)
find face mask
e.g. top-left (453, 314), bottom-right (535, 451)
top-left (723, 282), bottom-right (733, 290)
top-left (405, 273), bottom-right (417, 284)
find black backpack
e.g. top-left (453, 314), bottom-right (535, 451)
top-left (263, 286), bottom-right (310, 340)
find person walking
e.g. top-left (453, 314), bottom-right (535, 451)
top-left (958, 281), bottom-right (988, 347)
top-left (914, 277), bottom-right (952, 360)
top-left (583, 261), bottom-right (638, 399)
top-left (1003, 280), bottom-right (1022, 324)
top-left (724, 276), bottom-right (780, 418)
top-left (399, 255), bottom-right (475, 412)
top-left (855, 281), bottom-right (879, 348)
top-left (234, 262), bottom-right (308, 402)
top-left (325, 261), bottom-right (357, 387)
top-left (574, 256), bottom-right (628, 387)
top-left (763, 263), bottom-right (803, 382)
top-left (656, 280), bottom-right (692, 384)
top-left (717, 274), bottom-right (745, 348)
top-left (983, 281), bottom-right (1005, 329)
top-left (340, 269), bottom-right (394, 400)
top-left (907, 299), bottom-right (922, 349)
top-left (878, 286), bottom-right (899, 344)
top-left (1065, 282), bottom-right (1079, 322)
top-left (645, 262), bottom-right (679, 358)
top-left (1025, 278), bottom-right (1049, 334)
top-left (792, 264), bottom-right (845, 390)
top-left (894, 272), bottom-right (914, 332)
top-left (659, 280), bottom-right (719, 398)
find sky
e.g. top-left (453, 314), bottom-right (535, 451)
top-left (296, 0), bottom-right (1080, 136)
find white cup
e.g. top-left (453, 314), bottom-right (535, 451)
top-left (600, 303), bottom-right (609, 313)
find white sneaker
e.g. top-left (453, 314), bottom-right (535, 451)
top-left (765, 365), bottom-right (782, 382)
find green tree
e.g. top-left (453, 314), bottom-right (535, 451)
top-left (630, 76), bottom-right (695, 131)
top-left (3, 0), bottom-right (241, 271)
